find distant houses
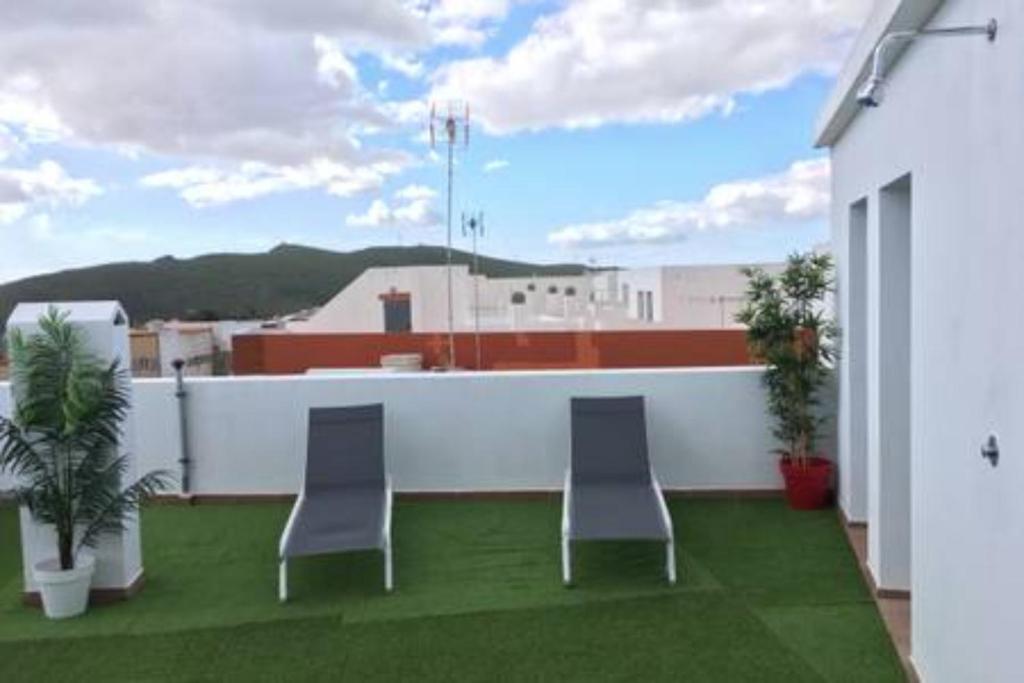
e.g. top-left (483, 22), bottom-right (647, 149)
top-left (288, 262), bottom-right (784, 335)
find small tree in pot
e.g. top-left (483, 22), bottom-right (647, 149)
top-left (736, 252), bottom-right (837, 509)
top-left (0, 309), bottom-right (171, 618)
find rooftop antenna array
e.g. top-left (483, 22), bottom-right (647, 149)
top-left (462, 211), bottom-right (485, 370)
top-left (430, 100), bottom-right (470, 369)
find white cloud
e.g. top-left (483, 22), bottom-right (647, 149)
top-left (394, 183), bottom-right (436, 201)
top-left (0, 160), bottom-right (102, 225)
top-left (346, 199), bottom-right (393, 228)
top-left (0, 86), bottom-right (68, 143)
top-left (202, 0), bottom-right (427, 41)
top-left (346, 183), bottom-right (440, 229)
top-left (431, 0), bottom-right (870, 133)
top-left (415, 0), bottom-right (512, 47)
top-left (141, 157), bottom-right (409, 208)
top-left (0, 1), bottom-right (429, 200)
top-left (378, 52), bottom-right (426, 79)
top-left (483, 158), bottom-right (509, 173)
top-left (0, 203), bottom-right (27, 225)
top-left (382, 99), bottom-right (430, 127)
top-left (313, 35), bottom-right (360, 89)
top-left (0, 124), bottom-right (24, 162)
top-left (548, 157), bottom-right (830, 248)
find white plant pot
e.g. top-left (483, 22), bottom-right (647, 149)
top-left (33, 553), bottom-right (95, 619)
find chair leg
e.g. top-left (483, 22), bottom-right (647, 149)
top-left (384, 542), bottom-right (394, 593)
top-left (279, 559), bottom-right (288, 602)
top-left (665, 540), bottom-right (677, 585)
top-left (562, 535), bottom-right (572, 586)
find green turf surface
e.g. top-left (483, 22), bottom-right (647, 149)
top-left (0, 499), bottom-right (903, 682)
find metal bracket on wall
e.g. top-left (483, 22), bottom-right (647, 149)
top-left (981, 434), bottom-right (999, 467)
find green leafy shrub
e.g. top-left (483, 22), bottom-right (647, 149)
top-left (736, 253), bottom-right (837, 466)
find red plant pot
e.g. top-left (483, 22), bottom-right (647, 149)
top-left (779, 456), bottom-right (833, 510)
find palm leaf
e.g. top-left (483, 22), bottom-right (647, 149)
top-left (0, 308), bottom-right (173, 570)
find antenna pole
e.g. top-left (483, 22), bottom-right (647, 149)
top-left (446, 133), bottom-right (455, 368)
top-left (474, 214), bottom-right (482, 370)
top-left (461, 212), bottom-right (485, 370)
top-left (430, 101), bottom-right (469, 369)
top-left (471, 218), bottom-right (479, 369)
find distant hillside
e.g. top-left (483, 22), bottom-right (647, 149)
top-left (0, 244), bottom-right (590, 329)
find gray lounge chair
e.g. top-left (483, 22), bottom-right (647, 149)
top-left (561, 396), bottom-right (676, 585)
top-left (278, 404), bottom-right (393, 601)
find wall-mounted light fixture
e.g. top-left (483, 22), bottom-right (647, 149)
top-left (981, 434), bottom-right (1000, 468)
top-left (857, 18), bottom-right (997, 108)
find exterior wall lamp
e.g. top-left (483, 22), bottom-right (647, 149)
top-left (856, 18), bottom-right (998, 107)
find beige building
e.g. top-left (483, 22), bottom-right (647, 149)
top-left (129, 319), bottom-right (262, 377)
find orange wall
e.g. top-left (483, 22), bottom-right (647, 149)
top-left (232, 330), bottom-right (756, 374)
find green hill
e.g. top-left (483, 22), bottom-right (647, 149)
top-left (0, 244), bottom-right (589, 329)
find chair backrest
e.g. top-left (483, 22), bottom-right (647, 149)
top-left (570, 396), bottom-right (652, 486)
top-left (304, 404), bottom-right (385, 493)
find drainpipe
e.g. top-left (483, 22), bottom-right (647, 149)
top-left (172, 359), bottom-right (192, 498)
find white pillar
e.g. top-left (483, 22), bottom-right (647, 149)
top-left (867, 177), bottom-right (913, 592)
top-left (839, 198), bottom-right (869, 523)
top-left (7, 301), bottom-right (144, 599)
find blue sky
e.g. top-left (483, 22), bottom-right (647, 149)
top-left (0, 0), bottom-right (870, 283)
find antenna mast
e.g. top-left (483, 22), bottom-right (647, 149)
top-left (430, 100), bottom-right (470, 369)
top-left (462, 211), bottom-right (485, 370)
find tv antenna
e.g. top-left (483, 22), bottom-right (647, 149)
top-left (430, 100), bottom-right (470, 369)
top-left (462, 211), bottom-right (485, 370)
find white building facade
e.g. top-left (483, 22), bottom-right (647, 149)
top-left (289, 263), bottom-right (782, 334)
top-left (818, 1), bottom-right (1023, 680)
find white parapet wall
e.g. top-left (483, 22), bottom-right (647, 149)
top-left (3, 368), bottom-right (796, 496)
top-left (129, 367), bottom-right (785, 495)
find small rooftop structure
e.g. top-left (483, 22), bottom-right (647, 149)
top-left (8, 301), bottom-right (127, 327)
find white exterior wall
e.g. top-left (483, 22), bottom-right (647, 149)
top-left (826, 1), bottom-right (1024, 679)
top-left (660, 264), bottom-right (786, 329)
top-left (616, 268), bottom-right (662, 323)
top-left (157, 328), bottom-right (215, 377)
top-left (493, 275), bottom-right (593, 328)
top-left (292, 265), bottom-right (471, 334)
top-left (120, 367), bottom-right (782, 495)
top-left (292, 263), bottom-right (782, 334)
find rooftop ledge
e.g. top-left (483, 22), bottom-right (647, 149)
top-left (133, 365), bottom-right (767, 384)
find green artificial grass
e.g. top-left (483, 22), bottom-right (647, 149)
top-left (0, 498), bottom-right (904, 682)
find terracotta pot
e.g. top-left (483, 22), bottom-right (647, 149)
top-left (779, 456), bottom-right (833, 510)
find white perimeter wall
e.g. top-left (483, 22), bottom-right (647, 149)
top-left (129, 368), bottom-right (784, 494)
top-left (3, 368), bottom-right (788, 495)
top-left (829, 1), bottom-right (1024, 679)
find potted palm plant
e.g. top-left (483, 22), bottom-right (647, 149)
top-left (737, 253), bottom-right (837, 509)
top-left (0, 308), bottom-right (171, 619)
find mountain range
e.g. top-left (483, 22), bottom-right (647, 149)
top-left (0, 244), bottom-right (589, 329)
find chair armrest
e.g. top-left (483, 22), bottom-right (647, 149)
top-left (561, 468), bottom-right (572, 536)
top-left (650, 470), bottom-right (674, 538)
top-left (279, 492), bottom-right (305, 558)
top-left (382, 476), bottom-right (393, 541)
